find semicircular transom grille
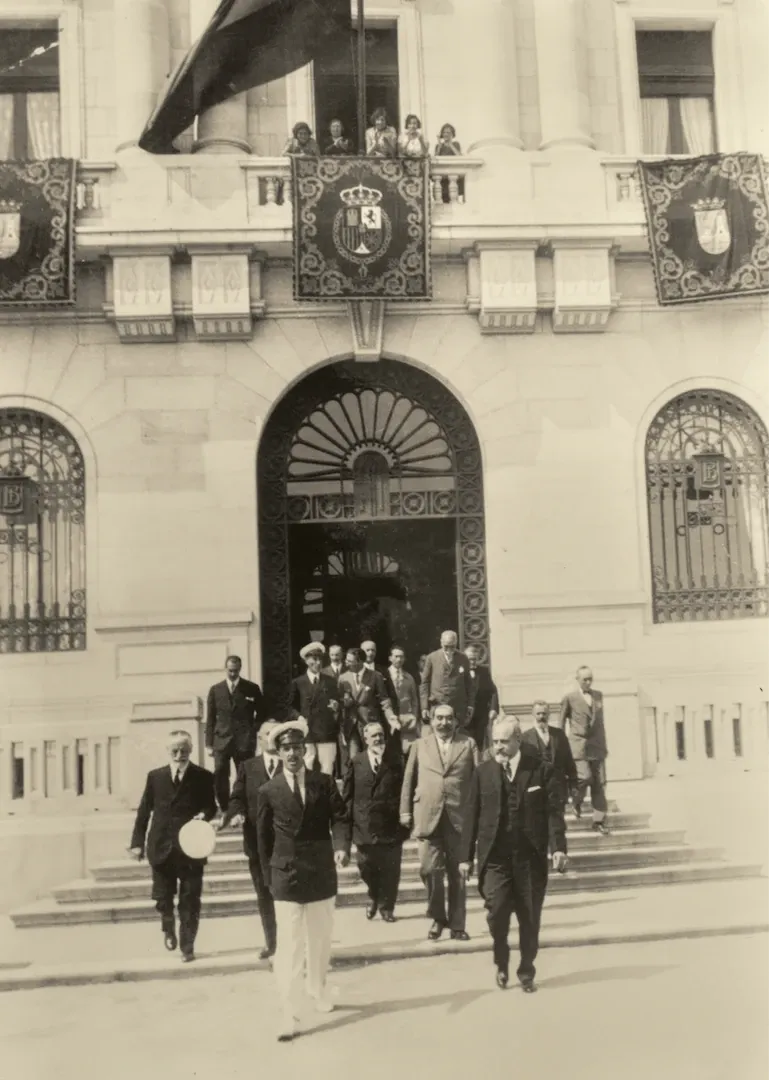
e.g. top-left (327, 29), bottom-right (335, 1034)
top-left (288, 388), bottom-right (453, 481)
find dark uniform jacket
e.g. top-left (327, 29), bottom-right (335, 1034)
top-left (130, 762), bottom-right (217, 868)
top-left (289, 672), bottom-right (341, 744)
top-left (256, 770), bottom-right (348, 904)
top-left (225, 755), bottom-right (282, 860)
top-left (467, 665), bottom-right (499, 738)
top-left (205, 678), bottom-right (265, 754)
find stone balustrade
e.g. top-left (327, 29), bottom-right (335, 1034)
top-left (75, 162), bottom-right (118, 220)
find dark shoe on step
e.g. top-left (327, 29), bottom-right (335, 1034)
top-left (163, 930), bottom-right (177, 951)
top-left (592, 821), bottom-right (610, 836)
top-left (366, 900), bottom-right (378, 920)
top-left (259, 946), bottom-right (275, 961)
top-left (450, 929), bottom-right (470, 942)
top-left (427, 921), bottom-right (444, 941)
top-left (495, 969), bottom-right (509, 990)
top-left (380, 910), bottom-right (396, 923)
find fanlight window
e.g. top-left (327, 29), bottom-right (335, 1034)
top-left (645, 390), bottom-right (769, 622)
top-left (0, 409), bottom-right (86, 652)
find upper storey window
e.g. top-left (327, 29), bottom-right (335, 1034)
top-left (313, 26), bottom-right (399, 154)
top-left (636, 30), bottom-right (715, 156)
top-left (0, 26), bottom-right (60, 159)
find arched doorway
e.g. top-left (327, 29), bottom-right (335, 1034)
top-left (257, 359), bottom-right (488, 709)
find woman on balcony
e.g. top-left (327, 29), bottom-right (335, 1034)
top-left (283, 122), bottom-right (319, 157)
top-left (365, 107), bottom-right (397, 158)
top-left (398, 114), bottom-right (429, 159)
top-left (434, 123), bottom-right (462, 157)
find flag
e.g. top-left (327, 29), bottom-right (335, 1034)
top-left (638, 153), bottom-right (769, 305)
top-left (139, 0), bottom-right (351, 154)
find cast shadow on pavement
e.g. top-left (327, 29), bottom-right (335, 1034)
top-left (538, 964), bottom-right (671, 991)
top-left (302, 987), bottom-right (489, 1037)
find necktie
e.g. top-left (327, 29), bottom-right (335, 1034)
top-left (372, 756), bottom-right (380, 775)
top-left (292, 777), bottom-right (304, 810)
top-left (173, 769), bottom-right (181, 787)
top-left (504, 762), bottom-right (513, 783)
top-left (267, 760), bottom-right (275, 779)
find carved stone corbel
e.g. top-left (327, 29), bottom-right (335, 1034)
top-left (551, 240), bottom-right (617, 332)
top-left (190, 248), bottom-right (259, 341)
top-left (466, 242), bottom-right (539, 333)
top-left (111, 250), bottom-right (176, 343)
top-left (348, 300), bottom-right (386, 361)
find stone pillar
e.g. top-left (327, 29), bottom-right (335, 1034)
top-left (533, 0), bottom-right (595, 150)
top-left (459, 0), bottom-right (523, 154)
top-left (190, 0), bottom-right (251, 154)
top-left (114, 0), bottom-right (170, 153)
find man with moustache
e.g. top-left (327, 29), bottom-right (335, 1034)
top-left (420, 630), bottom-right (472, 726)
top-left (223, 720), bottom-right (282, 960)
top-left (256, 719), bottom-right (349, 1041)
top-left (465, 643), bottom-right (499, 749)
top-left (289, 642), bottom-right (341, 775)
top-left (322, 644), bottom-right (345, 684)
top-left (522, 700), bottom-right (578, 810)
top-left (205, 655), bottom-right (265, 813)
top-left (560, 666), bottom-right (610, 834)
top-left (400, 704), bottom-right (478, 941)
top-left (338, 647), bottom-right (399, 761)
top-left (460, 715), bottom-right (568, 993)
top-left (383, 645), bottom-right (421, 760)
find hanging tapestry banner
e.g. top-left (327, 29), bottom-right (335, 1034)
top-left (638, 153), bottom-right (769, 305)
top-left (0, 159), bottom-right (77, 308)
top-left (292, 157), bottom-right (431, 300)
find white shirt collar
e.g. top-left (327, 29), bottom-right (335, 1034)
top-left (368, 749), bottom-right (383, 770)
top-left (284, 767), bottom-right (306, 797)
top-left (264, 754), bottom-right (279, 775)
top-left (497, 750), bottom-right (521, 779)
top-left (364, 661), bottom-right (375, 670)
top-left (389, 665), bottom-right (402, 678)
top-left (535, 724), bottom-right (550, 745)
top-left (172, 762), bottom-right (188, 781)
top-left (228, 676), bottom-right (239, 689)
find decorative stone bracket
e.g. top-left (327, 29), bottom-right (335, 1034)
top-left (348, 300), bottom-right (386, 361)
top-left (190, 247), bottom-right (261, 341)
top-left (550, 240), bottom-right (617, 333)
top-left (111, 250), bottom-right (176, 343)
top-left (466, 242), bottom-right (538, 333)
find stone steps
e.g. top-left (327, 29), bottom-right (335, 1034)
top-left (12, 860), bottom-right (761, 928)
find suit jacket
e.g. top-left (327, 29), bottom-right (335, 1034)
top-left (419, 648), bottom-right (472, 719)
top-left (522, 725), bottom-right (577, 795)
top-left (467, 665), bottom-right (499, 733)
top-left (322, 663), bottom-right (345, 685)
top-left (225, 755), bottom-right (283, 860)
top-left (460, 749), bottom-right (567, 897)
top-left (341, 753), bottom-right (408, 851)
top-left (559, 689), bottom-right (608, 762)
top-left (130, 762), bottom-right (217, 868)
top-left (255, 770), bottom-right (348, 904)
top-left (338, 668), bottom-right (395, 742)
top-left (382, 668), bottom-right (421, 744)
top-left (205, 678), bottom-right (264, 754)
top-left (400, 729), bottom-right (478, 837)
top-left (289, 672), bottom-right (341, 744)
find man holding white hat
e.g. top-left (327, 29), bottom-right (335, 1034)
top-left (289, 642), bottom-right (341, 775)
top-left (256, 718), bottom-right (349, 1041)
top-left (129, 730), bottom-right (217, 963)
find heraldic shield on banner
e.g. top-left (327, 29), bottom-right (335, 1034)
top-left (292, 157), bottom-right (430, 300)
top-left (638, 152), bottom-right (769, 305)
top-left (0, 159), bottom-right (77, 308)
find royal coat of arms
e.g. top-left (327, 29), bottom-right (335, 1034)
top-left (0, 199), bottom-right (21, 260)
top-left (691, 196), bottom-right (731, 256)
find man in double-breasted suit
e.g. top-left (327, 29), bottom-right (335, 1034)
top-left (420, 630), bottom-right (472, 725)
top-left (339, 647), bottom-right (398, 761)
top-left (400, 705), bottom-right (479, 940)
top-left (289, 642), bottom-right (341, 775)
top-left (224, 720), bottom-right (282, 959)
top-left (465, 644), bottom-right (499, 750)
top-left (129, 730), bottom-right (217, 962)
top-left (205, 655), bottom-right (265, 813)
top-left (560, 666), bottom-right (610, 834)
top-left (341, 719), bottom-right (408, 923)
top-left (256, 719), bottom-right (349, 1041)
top-left (460, 715), bottom-right (567, 992)
top-left (522, 700), bottom-right (578, 808)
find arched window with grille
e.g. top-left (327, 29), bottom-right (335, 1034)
top-left (0, 409), bottom-right (86, 652)
top-left (645, 389), bottom-right (769, 622)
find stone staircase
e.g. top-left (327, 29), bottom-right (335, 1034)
top-left (10, 804), bottom-right (762, 929)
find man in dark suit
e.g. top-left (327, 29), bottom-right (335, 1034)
top-left (289, 642), bottom-right (341, 775)
top-left (465, 644), bottom-right (499, 750)
top-left (560, 666), bottom-right (610, 834)
top-left (256, 719), bottom-right (349, 1042)
top-left (205, 655), bottom-right (265, 814)
top-left (224, 720), bottom-right (281, 960)
top-left (420, 630), bottom-right (472, 725)
top-left (522, 700), bottom-right (578, 809)
top-left (400, 705), bottom-right (479, 941)
top-left (338, 647), bottom-right (398, 761)
top-left (129, 730), bottom-right (217, 962)
top-left (382, 645), bottom-right (421, 761)
top-left (341, 720), bottom-right (407, 923)
top-left (322, 644), bottom-right (345, 683)
top-left (460, 716), bottom-right (568, 993)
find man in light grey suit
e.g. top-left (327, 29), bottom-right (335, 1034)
top-left (559, 665), bottom-right (610, 835)
top-left (400, 704), bottom-right (479, 941)
top-left (419, 630), bottom-right (472, 726)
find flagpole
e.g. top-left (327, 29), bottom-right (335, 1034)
top-left (356, 0), bottom-right (366, 154)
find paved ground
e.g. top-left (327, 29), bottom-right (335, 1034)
top-left (1, 934), bottom-right (766, 1080)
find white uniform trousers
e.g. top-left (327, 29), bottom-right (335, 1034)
top-left (303, 742), bottom-right (338, 775)
top-left (273, 896), bottom-right (336, 1015)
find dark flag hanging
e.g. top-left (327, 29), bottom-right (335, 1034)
top-left (0, 159), bottom-right (76, 308)
top-left (138, 0), bottom-right (351, 154)
top-left (292, 157), bottom-right (431, 300)
top-left (638, 152), bottom-right (769, 305)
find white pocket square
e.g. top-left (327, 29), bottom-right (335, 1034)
top-left (246, 697), bottom-right (254, 702)
top-left (526, 785), bottom-right (542, 792)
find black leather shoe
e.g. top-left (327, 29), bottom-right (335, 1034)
top-left (495, 969), bottom-right (508, 990)
top-left (450, 929), bottom-right (470, 942)
top-left (592, 821), bottom-right (611, 836)
top-left (181, 949), bottom-right (195, 963)
top-left (519, 976), bottom-right (537, 993)
top-left (366, 900), bottom-right (378, 920)
top-left (572, 803), bottom-right (582, 819)
top-left (427, 921), bottom-right (444, 941)
top-left (380, 910), bottom-right (396, 923)
top-left (259, 946), bottom-right (275, 961)
top-left (163, 931), bottom-right (177, 951)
